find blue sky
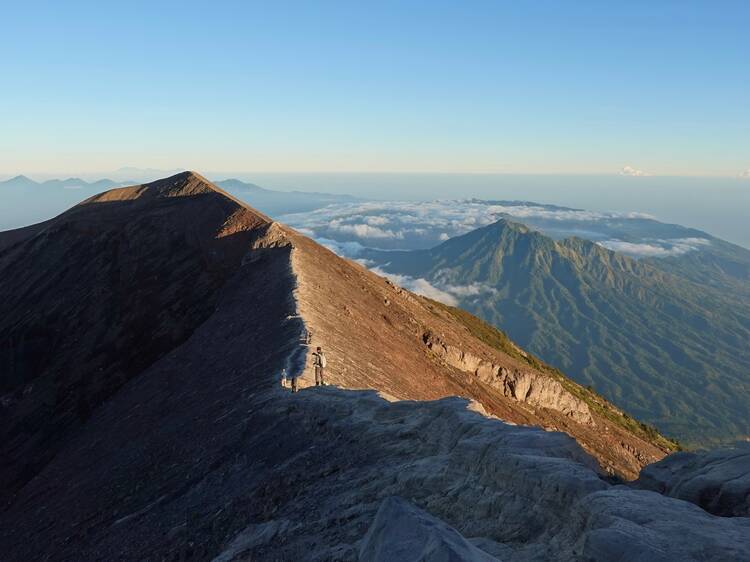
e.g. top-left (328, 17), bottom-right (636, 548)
top-left (1, 0), bottom-right (749, 176)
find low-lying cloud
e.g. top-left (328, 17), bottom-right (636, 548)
top-left (366, 266), bottom-right (501, 306)
top-left (281, 198), bottom-right (711, 266)
top-left (598, 237), bottom-right (711, 257)
top-left (619, 165), bottom-right (651, 177)
top-left (329, 221), bottom-right (403, 239)
top-left (280, 199), bottom-right (658, 251)
top-left (370, 267), bottom-right (459, 305)
top-left (315, 237), bottom-right (367, 257)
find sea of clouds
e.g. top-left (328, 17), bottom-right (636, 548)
top-left (281, 200), bottom-right (713, 303)
top-left (281, 200), bottom-right (659, 250)
top-left (597, 237), bottom-right (712, 258)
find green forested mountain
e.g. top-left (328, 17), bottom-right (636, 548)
top-left (365, 219), bottom-right (750, 446)
top-left (645, 236), bottom-right (750, 300)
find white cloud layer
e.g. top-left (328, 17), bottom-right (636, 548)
top-left (328, 219), bottom-right (403, 239)
top-left (282, 198), bottom-right (713, 270)
top-left (365, 265), bottom-right (501, 306)
top-left (620, 165), bottom-right (651, 177)
top-left (280, 200), bottom-right (657, 250)
top-left (370, 267), bottom-right (459, 305)
top-left (739, 169), bottom-right (750, 179)
top-left (315, 237), bottom-right (367, 257)
top-left (598, 237), bottom-right (711, 257)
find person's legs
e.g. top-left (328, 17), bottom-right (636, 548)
top-left (315, 366), bottom-right (321, 386)
top-left (320, 367), bottom-right (325, 385)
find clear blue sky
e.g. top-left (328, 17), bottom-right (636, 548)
top-left (1, 0), bottom-right (749, 176)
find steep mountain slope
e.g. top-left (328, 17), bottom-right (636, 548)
top-left (364, 219), bottom-right (750, 446)
top-left (0, 173), bottom-right (671, 504)
top-left (1, 173), bottom-right (747, 561)
top-left (0, 173), bottom-right (274, 503)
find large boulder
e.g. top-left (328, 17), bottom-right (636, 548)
top-left (359, 496), bottom-right (500, 562)
top-left (635, 445), bottom-right (750, 517)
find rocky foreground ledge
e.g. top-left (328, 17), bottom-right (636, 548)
top-left (635, 445), bottom-right (750, 518)
top-left (210, 387), bottom-right (750, 562)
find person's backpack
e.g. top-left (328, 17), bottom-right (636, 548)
top-left (319, 353), bottom-right (327, 368)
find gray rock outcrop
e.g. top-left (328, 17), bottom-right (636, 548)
top-left (635, 445), bottom-right (750, 517)
top-left (423, 332), bottom-right (593, 424)
top-left (359, 496), bottom-right (500, 562)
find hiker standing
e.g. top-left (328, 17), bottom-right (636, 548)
top-left (282, 367), bottom-right (299, 393)
top-left (312, 347), bottom-right (326, 386)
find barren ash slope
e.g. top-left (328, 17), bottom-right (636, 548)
top-left (0, 172), bottom-right (748, 561)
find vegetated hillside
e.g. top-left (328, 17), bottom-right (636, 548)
top-left (646, 235), bottom-right (750, 299)
top-left (1, 173), bottom-right (747, 562)
top-left (364, 219), bottom-right (750, 446)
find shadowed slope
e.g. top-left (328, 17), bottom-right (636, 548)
top-left (0, 172), bottom-right (273, 502)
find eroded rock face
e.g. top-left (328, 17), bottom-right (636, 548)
top-left (634, 446), bottom-right (750, 517)
top-left (359, 496), bottom-right (500, 562)
top-left (423, 332), bottom-right (593, 425)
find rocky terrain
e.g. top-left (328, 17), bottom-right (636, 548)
top-left (635, 445), bottom-right (750, 518)
top-left (0, 172), bottom-right (747, 561)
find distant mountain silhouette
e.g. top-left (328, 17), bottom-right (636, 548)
top-left (1, 175), bottom-right (42, 188)
top-left (0, 176), bottom-right (123, 189)
top-left (0, 175), bottom-right (360, 231)
top-left (216, 178), bottom-right (360, 215)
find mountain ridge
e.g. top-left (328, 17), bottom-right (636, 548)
top-left (0, 173), bottom-right (672, 505)
top-left (2, 173), bottom-right (748, 561)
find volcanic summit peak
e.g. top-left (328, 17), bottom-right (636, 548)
top-left (80, 170), bottom-right (258, 210)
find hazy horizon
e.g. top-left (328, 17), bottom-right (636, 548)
top-left (210, 172), bottom-right (750, 250)
top-left (2, 171), bottom-right (748, 249)
top-left (2, 2), bottom-right (748, 244)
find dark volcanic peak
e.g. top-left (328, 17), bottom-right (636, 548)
top-left (0, 171), bottom-right (280, 504)
top-left (87, 170), bottom-right (217, 200)
top-left (79, 171), bottom-right (272, 223)
top-left (145, 170), bottom-right (217, 197)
